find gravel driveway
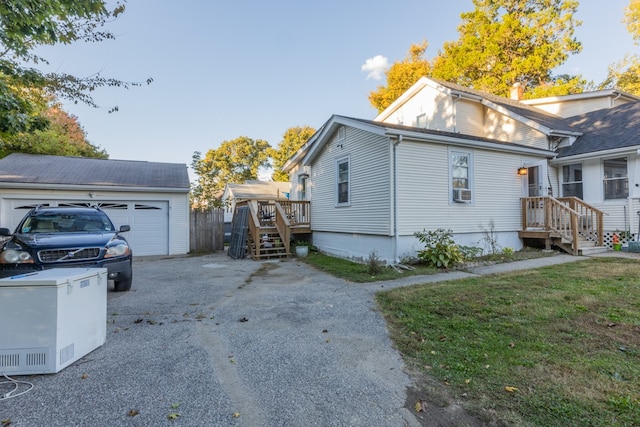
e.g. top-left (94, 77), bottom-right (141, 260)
top-left (1, 253), bottom-right (420, 426)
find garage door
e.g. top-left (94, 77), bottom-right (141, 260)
top-left (6, 200), bottom-right (169, 256)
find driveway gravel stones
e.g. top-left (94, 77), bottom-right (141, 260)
top-left (1, 253), bottom-right (419, 426)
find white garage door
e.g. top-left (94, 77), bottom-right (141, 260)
top-left (6, 200), bottom-right (169, 256)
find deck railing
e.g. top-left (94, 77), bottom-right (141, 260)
top-left (247, 200), bottom-right (311, 258)
top-left (521, 196), bottom-right (604, 252)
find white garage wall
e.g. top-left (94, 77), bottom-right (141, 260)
top-left (0, 188), bottom-right (189, 256)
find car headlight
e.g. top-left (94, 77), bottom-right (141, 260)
top-left (105, 243), bottom-right (130, 258)
top-left (0, 249), bottom-right (34, 264)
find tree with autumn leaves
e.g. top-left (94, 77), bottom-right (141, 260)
top-left (370, 0), bottom-right (640, 112)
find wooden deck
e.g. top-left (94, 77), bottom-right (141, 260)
top-left (240, 200), bottom-right (311, 259)
top-left (519, 196), bottom-right (605, 255)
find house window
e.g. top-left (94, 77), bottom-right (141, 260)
top-left (562, 163), bottom-right (583, 199)
top-left (299, 174), bottom-right (308, 200)
top-left (416, 113), bottom-right (427, 128)
top-left (603, 157), bottom-right (628, 200)
top-left (336, 157), bottom-right (350, 205)
top-left (450, 150), bottom-right (472, 202)
top-left (337, 126), bottom-right (346, 141)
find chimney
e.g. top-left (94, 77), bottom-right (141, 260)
top-left (510, 82), bottom-right (523, 100)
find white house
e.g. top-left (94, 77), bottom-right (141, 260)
top-left (284, 77), bottom-right (640, 263)
top-left (0, 153), bottom-right (191, 256)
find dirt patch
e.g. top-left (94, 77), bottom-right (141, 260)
top-left (404, 368), bottom-right (497, 427)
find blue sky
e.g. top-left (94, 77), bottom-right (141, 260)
top-left (37, 1), bottom-right (637, 181)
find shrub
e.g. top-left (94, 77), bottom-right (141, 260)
top-left (414, 228), bottom-right (463, 269)
top-left (366, 250), bottom-right (385, 275)
top-left (501, 247), bottom-right (514, 256)
top-left (459, 245), bottom-right (483, 260)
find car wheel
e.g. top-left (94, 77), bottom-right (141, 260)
top-left (113, 273), bottom-right (132, 292)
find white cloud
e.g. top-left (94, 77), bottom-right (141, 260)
top-left (361, 55), bottom-right (389, 80)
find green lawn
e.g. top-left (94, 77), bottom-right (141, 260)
top-left (298, 247), bottom-right (552, 283)
top-left (376, 257), bottom-right (640, 426)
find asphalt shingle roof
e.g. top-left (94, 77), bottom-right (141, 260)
top-left (0, 153), bottom-right (190, 189)
top-left (557, 102), bottom-right (640, 158)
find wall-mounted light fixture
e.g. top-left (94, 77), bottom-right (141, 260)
top-left (517, 167), bottom-right (528, 176)
top-left (336, 143), bottom-right (343, 149)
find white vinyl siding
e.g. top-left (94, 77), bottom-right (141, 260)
top-left (384, 85), bottom-right (452, 131)
top-left (455, 101), bottom-right (484, 135)
top-left (528, 98), bottom-right (626, 118)
top-left (310, 127), bottom-right (391, 234)
top-left (485, 108), bottom-right (548, 149)
top-left (395, 139), bottom-right (538, 235)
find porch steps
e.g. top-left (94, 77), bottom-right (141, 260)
top-left (248, 231), bottom-right (289, 260)
top-left (557, 236), bottom-right (608, 256)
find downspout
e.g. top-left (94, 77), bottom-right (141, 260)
top-left (392, 134), bottom-right (403, 263)
top-left (611, 91), bottom-right (622, 108)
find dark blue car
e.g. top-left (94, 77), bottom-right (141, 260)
top-left (0, 206), bottom-right (133, 291)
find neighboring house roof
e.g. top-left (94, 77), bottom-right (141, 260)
top-left (223, 181), bottom-right (291, 200)
top-left (521, 89), bottom-right (640, 108)
top-left (557, 102), bottom-right (640, 159)
top-left (291, 114), bottom-right (556, 169)
top-left (0, 153), bottom-right (190, 191)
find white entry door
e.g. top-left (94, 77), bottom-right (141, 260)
top-left (522, 161), bottom-right (548, 228)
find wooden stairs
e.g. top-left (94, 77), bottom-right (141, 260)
top-left (519, 196), bottom-right (607, 256)
top-left (233, 199), bottom-right (311, 260)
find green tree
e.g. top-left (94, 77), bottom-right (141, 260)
top-left (0, 0), bottom-right (151, 142)
top-left (369, 41), bottom-right (431, 113)
top-left (430, 0), bottom-right (583, 98)
top-left (191, 137), bottom-right (271, 208)
top-left (268, 126), bottom-right (315, 182)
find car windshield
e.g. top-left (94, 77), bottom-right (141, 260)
top-left (19, 212), bottom-right (114, 234)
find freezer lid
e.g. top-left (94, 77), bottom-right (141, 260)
top-left (0, 268), bottom-right (107, 286)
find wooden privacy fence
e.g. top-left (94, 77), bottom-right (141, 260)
top-left (190, 208), bottom-right (225, 252)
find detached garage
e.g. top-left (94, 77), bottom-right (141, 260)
top-left (0, 154), bottom-right (191, 256)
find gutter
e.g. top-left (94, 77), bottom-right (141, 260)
top-left (0, 182), bottom-right (190, 193)
top-left (383, 128), bottom-right (556, 157)
top-left (550, 145), bottom-right (640, 164)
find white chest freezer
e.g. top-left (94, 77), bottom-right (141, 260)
top-left (0, 268), bottom-right (107, 375)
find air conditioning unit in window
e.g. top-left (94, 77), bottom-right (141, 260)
top-left (453, 188), bottom-right (472, 203)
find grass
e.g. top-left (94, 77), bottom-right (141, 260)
top-left (299, 247), bottom-right (554, 283)
top-left (376, 257), bottom-right (640, 426)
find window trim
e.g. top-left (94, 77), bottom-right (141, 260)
top-left (336, 156), bottom-right (350, 207)
top-left (603, 157), bottom-right (628, 200)
top-left (449, 149), bottom-right (473, 204)
top-left (561, 163), bottom-right (583, 199)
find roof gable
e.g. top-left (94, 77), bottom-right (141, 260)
top-left (374, 77), bottom-right (578, 137)
top-left (0, 154), bottom-right (190, 190)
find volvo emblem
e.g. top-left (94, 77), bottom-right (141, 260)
top-left (68, 252), bottom-right (75, 258)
